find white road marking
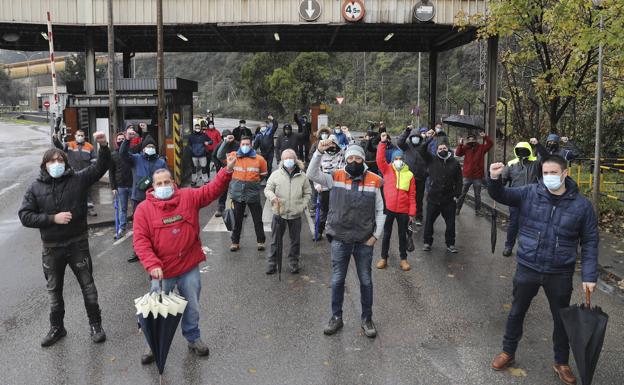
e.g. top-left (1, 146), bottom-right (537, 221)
top-left (0, 183), bottom-right (20, 197)
top-left (113, 230), bottom-right (133, 245)
top-left (202, 212), bottom-right (272, 233)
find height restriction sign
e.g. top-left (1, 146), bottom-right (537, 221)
top-left (342, 0), bottom-right (365, 23)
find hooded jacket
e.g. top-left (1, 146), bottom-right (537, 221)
top-left (397, 128), bottom-right (427, 181)
top-left (502, 142), bottom-right (542, 187)
top-left (110, 147), bottom-right (133, 190)
top-left (203, 127), bottom-right (222, 153)
top-left (133, 168), bottom-right (232, 279)
top-left (275, 127), bottom-right (305, 159)
top-left (534, 134), bottom-right (581, 162)
top-left (377, 142), bottom-right (417, 216)
top-left (488, 176), bottom-right (598, 282)
top-left (455, 135), bottom-right (493, 179)
top-left (228, 149), bottom-right (268, 203)
top-left (19, 145), bottom-right (111, 246)
top-left (264, 160), bottom-right (312, 220)
top-left (253, 127), bottom-right (275, 156)
top-left (232, 126), bottom-right (253, 142)
top-left (420, 138), bottom-right (463, 204)
top-left (120, 137), bottom-right (168, 202)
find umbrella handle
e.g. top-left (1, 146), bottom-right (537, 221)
top-left (159, 279), bottom-right (163, 303)
top-left (585, 286), bottom-right (591, 308)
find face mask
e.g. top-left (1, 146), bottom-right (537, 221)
top-left (410, 137), bottom-right (421, 145)
top-left (240, 145), bottom-right (251, 154)
top-left (334, 128), bottom-right (342, 135)
top-left (516, 149), bottom-right (531, 158)
top-left (208, 124), bottom-right (214, 129)
top-left (543, 175), bottom-right (564, 191)
top-left (283, 159), bottom-right (295, 169)
top-left (284, 129), bottom-right (292, 136)
top-left (194, 128), bottom-right (201, 133)
top-left (144, 147), bottom-right (156, 156)
top-left (260, 126), bottom-right (268, 133)
top-left (153, 185), bottom-right (174, 200)
top-left (321, 133), bottom-right (329, 140)
top-left (547, 143), bottom-right (559, 151)
top-left (345, 161), bottom-right (364, 177)
top-left (435, 128), bottom-right (443, 134)
top-left (239, 125), bottom-right (245, 129)
top-left (47, 162), bottom-right (65, 178)
top-left (75, 136), bottom-right (85, 143)
top-left (437, 150), bottom-right (449, 158)
top-left (393, 160), bottom-right (404, 170)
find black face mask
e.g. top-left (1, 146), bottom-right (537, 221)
top-left (345, 161), bottom-right (365, 177)
top-left (547, 143), bottom-right (559, 152)
top-left (516, 149), bottom-right (531, 158)
top-left (437, 150), bottom-right (449, 158)
top-left (326, 146), bottom-right (338, 155)
top-left (284, 129), bottom-right (292, 136)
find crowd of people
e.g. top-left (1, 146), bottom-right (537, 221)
top-left (18, 114), bottom-right (598, 385)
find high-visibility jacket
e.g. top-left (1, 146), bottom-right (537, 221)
top-left (228, 150), bottom-right (268, 203)
top-left (377, 142), bottom-right (417, 216)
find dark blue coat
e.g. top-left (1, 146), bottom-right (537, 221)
top-left (488, 177), bottom-right (598, 282)
top-left (120, 140), bottom-right (168, 202)
top-left (186, 132), bottom-right (212, 157)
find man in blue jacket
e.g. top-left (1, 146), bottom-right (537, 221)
top-left (488, 155), bottom-right (598, 385)
top-left (185, 123), bottom-right (213, 187)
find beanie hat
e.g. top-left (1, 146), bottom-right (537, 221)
top-left (391, 149), bottom-right (404, 160)
top-left (419, 127), bottom-right (428, 133)
top-left (141, 135), bottom-right (157, 150)
top-left (222, 129), bottom-right (232, 137)
top-left (344, 144), bottom-right (365, 160)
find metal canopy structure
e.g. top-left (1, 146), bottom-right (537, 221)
top-left (0, 22), bottom-right (476, 53)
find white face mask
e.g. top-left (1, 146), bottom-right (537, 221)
top-left (321, 133), bottom-right (329, 140)
top-left (393, 160), bottom-right (404, 170)
top-left (543, 174), bottom-right (564, 191)
top-left (75, 136), bottom-right (85, 143)
top-left (283, 159), bottom-right (295, 169)
top-left (153, 185), bottom-right (174, 200)
top-left (47, 162), bottom-right (65, 178)
top-left (144, 147), bottom-right (156, 156)
top-left (260, 126), bottom-right (268, 133)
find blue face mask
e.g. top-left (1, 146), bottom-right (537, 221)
top-left (240, 145), bottom-right (251, 154)
top-left (144, 147), bottom-right (156, 156)
top-left (334, 128), bottom-right (342, 135)
top-left (47, 162), bottom-right (65, 178)
top-left (153, 185), bottom-right (174, 200)
top-left (283, 159), bottom-right (295, 169)
top-left (543, 175), bottom-right (563, 191)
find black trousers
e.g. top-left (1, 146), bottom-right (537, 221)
top-left (231, 200), bottom-right (266, 244)
top-left (268, 215), bottom-right (302, 268)
top-left (423, 199), bottom-right (456, 246)
top-left (42, 238), bottom-right (101, 327)
top-left (381, 211), bottom-right (410, 260)
top-left (317, 190), bottom-right (330, 235)
top-left (415, 179), bottom-right (425, 221)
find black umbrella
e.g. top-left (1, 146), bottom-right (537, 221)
top-left (560, 288), bottom-right (609, 385)
top-left (314, 195), bottom-right (321, 242)
top-left (137, 281), bottom-right (185, 382)
top-left (443, 114), bottom-right (484, 131)
top-left (491, 201), bottom-right (497, 254)
top-left (275, 201), bottom-right (284, 281)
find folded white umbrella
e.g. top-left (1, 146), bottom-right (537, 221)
top-left (134, 290), bottom-right (188, 319)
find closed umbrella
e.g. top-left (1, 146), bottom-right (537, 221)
top-left (135, 282), bottom-right (188, 383)
top-left (491, 201), bottom-right (497, 254)
top-left (314, 195), bottom-right (321, 242)
top-left (560, 288), bottom-right (609, 385)
top-left (275, 201), bottom-right (284, 281)
top-left (114, 195), bottom-right (120, 240)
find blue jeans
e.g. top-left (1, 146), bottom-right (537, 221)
top-left (505, 207), bottom-right (520, 249)
top-left (150, 266), bottom-right (202, 343)
top-left (503, 264), bottom-right (573, 364)
top-left (330, 240), bottom-right (374, 321)
top-left (115, 187), bottom-right (131, 231)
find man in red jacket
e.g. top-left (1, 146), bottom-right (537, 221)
top-left (202, 120), bottom-right (222, 178)
top-left (375, 133), bottom-right (417, 272)
top-left (455, 131), bottom-right (493, 216)
top-left (133, 156), bottom-right (235, 364)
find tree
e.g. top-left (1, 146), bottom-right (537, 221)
top-left (0, 70), bottom-right (23, 105)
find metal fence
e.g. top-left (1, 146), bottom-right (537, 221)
top-left (571, 158), bottom-right (624, 205)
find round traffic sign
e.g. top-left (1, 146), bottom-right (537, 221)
top-left (43, 100), bottom-right (50, 109)
top-left (342, 0), bottom-right (365, 23)
top-left (299, 0), bottom-right (322, 22)
top-left (413, 1), bottom-right (435, 23)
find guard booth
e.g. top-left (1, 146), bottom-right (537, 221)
top-left (65, 78), bottom-right (197, 183)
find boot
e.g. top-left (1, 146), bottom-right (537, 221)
top-left (323, 316), bottom-right (343, 336)
top-left (491, 352), bottom-right (514, 371)
top-left (90, 323), bottom-right (106, 343)
top-left (553, 365), bottom-right (577, 385)
top-left (188, 338), bottom-right (210, 356)
top-left (41, 326), bottom-right (67, 347)
top-left (375, 259), bottom-right (387, 269)
top-left (399, 260), bottom-right (411, 271)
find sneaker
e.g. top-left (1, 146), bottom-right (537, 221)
top-left (188, 338), bottom-right (210, 357)
top-left (90, 323), bottom-right (106, 343)
top-left (257, 243), bottom-right (265, 251)
top-left (502, 247), bottom-right (513, 257)
top-left (230, 244), bottom-right (240, 252)
top-left (423, 244), bottom-right (432, 252)
top-left (375, 259), bottom-right (388, 269)
top-left (289, 264), bottom-right (300, 274)
top-left (141, 347), bottom-right (155, 365)
top-left (361, 319), bottom-right (377, 338)
top-left (399, 260), bottom-right (411, 271)
top-left (127, 252), bottom-right (139, 263)
top-left (41, 326), bottom-right (67, 347)
top-left (266, 265), bottom-right (277, 275)
top-left (553, 364), bottom-right (577, 385)
top-left (415, 219), bottom-right (423, 226)
top-left (447, 245), bottom-right (458, 253)
top-left (323, 316), bottom-right (344, 336)
top-left (215, 210), bottom-right (223, 218)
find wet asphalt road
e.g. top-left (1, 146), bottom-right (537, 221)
top-left (0, 121), bottom-right (623, 385)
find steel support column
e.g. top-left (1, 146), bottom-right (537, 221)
top-left (428, 51), bottom-right (438, 130)
top-left (107, 0), bottom-right (117, 140)
top-left (486, 36), bottom-right (498, 165)
top-left (85, 31), bottom-right (97, 132)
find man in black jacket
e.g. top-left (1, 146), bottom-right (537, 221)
top-left (397, 125), bottom-right (428, 225)
top-left (19, 131), bottom-right (110, 347)
top-left (215, 130), bottom-right (240, 216)
top-left (253, 122), bottom-right (276, 174)
top-left (110, 132), bottom-right (134, 238)
top-left (275, 123), bottom-right (306, 160)
top-left (233, 119), bottom-right (253, 142)
top-left (419, 138), bottom-right (463, 252)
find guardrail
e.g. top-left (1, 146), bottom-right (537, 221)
top-left (572, 159), bottom-right (624, 204)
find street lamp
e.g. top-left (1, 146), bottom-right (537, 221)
top-left (591, 0), bottom-right (604, 213)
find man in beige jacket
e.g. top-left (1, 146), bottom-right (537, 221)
top-left (264, 149), bottom-right (312, 274)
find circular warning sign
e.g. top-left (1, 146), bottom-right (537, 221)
top-left (43, 100), bottom-right (50, 109)
top-left (342, 0), bottom-right (365, 23)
